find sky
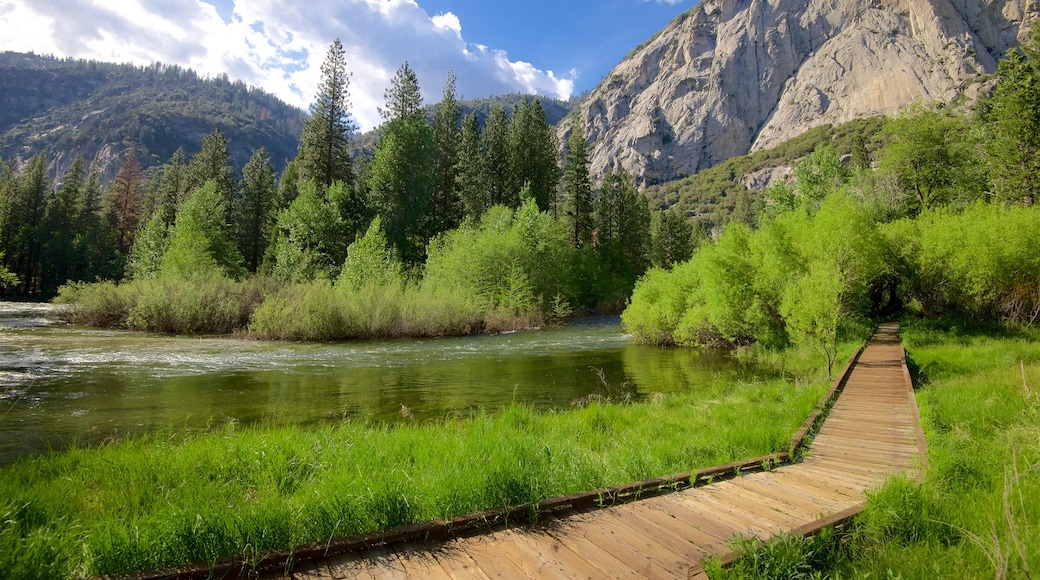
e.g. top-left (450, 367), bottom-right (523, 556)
top-left (0, 0), bottom-right (690, 131)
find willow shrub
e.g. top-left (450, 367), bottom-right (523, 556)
top-left (423, 199), bottom-right (580, 317)
top-left (623, 193), bottom-right (886, 373)
top-left (886, 202), bottom-right (1040, 323)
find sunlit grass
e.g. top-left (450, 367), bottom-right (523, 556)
top-left (708, 319), bottom-right (1040, 578)
top-left (0, 370), bottom-right (828, 578)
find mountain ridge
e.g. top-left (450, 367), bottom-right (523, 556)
top-left (564, 0), bottom-right (1037, 184)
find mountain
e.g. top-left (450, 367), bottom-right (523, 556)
top-left (0, 52), bottom-right (305, 183)
top-left (564, 0), bottom-right (1037, 185)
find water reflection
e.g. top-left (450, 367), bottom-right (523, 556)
top-left (0, 304), bottom-right (749, 465)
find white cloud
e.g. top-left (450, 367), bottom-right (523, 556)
top-left (0, 0), bottom-right (577, 131)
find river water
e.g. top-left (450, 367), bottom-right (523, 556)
top-left (0, 302), bottom-right (748, 466)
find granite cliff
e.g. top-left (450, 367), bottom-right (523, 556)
top-left (565, 0), bottom-right (1037, 184)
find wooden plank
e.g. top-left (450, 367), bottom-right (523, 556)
top-left (588, 508), bottom-right (705, 573)
top-left (453, 535), bottom-right (531, 579)
top-left (700, 482), bottom-right (807, 529)
top-left (623, 497), bottom-right (739, 548)
top-left (720, 477), bottom-right (827, 521)
top-left (673, 493), bottom-right (775, 538)
top-left (509, 526), bottom-right (634, 580)
top-left (539, 511), bottom-right (646, 578)
top-left (731, 475), bottom-right (841, 517)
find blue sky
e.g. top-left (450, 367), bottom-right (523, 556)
top-left (0, 0), bottom-right (690, 130)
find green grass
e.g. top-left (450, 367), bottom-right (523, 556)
top-left (707, 318), bottom-right (1040, 578)
top-left (0, 370), bottom-right (829, 578)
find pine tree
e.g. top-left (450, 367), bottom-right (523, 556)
top-left (9, 154), bottom-right (51, 295)
top-left (380, 61), bottom-right (423, 122)
top-left (367, 62), bottom-right (435, 265)
top-left (237, 148), bottom-right (277, 273)
top-left (596, 169), bottom-right (651, 276)
top-left (107, 148), bottom-right (145, 255)
top-left (483, 104), bottom-right (512, 207)
top-left (431, 71), bottom-right (462, 234)
top-left (298, 38), bottom-right (356, 192)
top-left (186, 128), bottom-right (236, 231)
top-left (650, 208), bottom-right (694, 269)
top-left (158, 147), bottom-right (187, 227)
top-left (457, 112), bottom-right (489, 218)
top-left (508, 98), bottom-right (558, 212)
top-left (562, 121), bottom-right (594, 248)
top-left (42, 156), bottom-right (86, 294)
top-left (982, 37), bottom-right (1040, 204)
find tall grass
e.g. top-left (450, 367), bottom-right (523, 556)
top-left (0, 374), bottom-right (826, 578)
top-left (709, 319), bottom-right (1040, 578)
top-left (55, 275), bottom-right (277, 334)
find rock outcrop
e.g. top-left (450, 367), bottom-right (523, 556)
top-left (564, 0), bottom-right (1036, 184)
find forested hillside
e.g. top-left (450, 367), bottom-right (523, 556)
top-left (0, 43), bottom-right (657, 332)
top-left (0, 52), bottom-right (305, 183)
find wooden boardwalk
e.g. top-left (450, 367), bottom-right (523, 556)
top-left (276, 323), bottom-right (925, 579)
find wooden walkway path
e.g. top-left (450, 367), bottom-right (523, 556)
top-left (271, 323), bottom-right (926, 579)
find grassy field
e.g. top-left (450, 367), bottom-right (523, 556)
top-left (0, 354), bottom-right (839, 579)
top-left (708, 319), bottom-right (1040, 578)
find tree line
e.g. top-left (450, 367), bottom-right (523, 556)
top-left (3, 40), bottom-right (700, 337)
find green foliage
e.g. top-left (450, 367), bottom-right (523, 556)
top-left (269, 181), bottom-right (349, 282)
top-left (562, 121), bottom-right (594, 247)
top-left (431, 71), bottom-right (463, 234)
top-left (125, 211), bottom-right (168, 280)
top-left (626, 190), bottom-right (886, 374)
top-left (236, 147), bottom-right (277, 273)
top-left (338, 217), bottom-right (401, 291)
top-left (980, 32), bottom-right (1040, 204)
top-left (878, 104), bottom-right (986, 213)
top-left (884, 202), bottom-right (1040, 323)
top-left (365, 116), bottom-right (436, 265)
top-left (650, 207), bottom-right (695, 269)
top-left (424, 199), bottom-right (578, 316)
top-left (162, 181), bottom-right (244, 280)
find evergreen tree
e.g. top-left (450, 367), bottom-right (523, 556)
top-left (41, 156), bottom-right (86, 294)
top-left (367, 62), bottom-right (435, 265)
top-left (298, 38), bottom-right (356, 192)
top-left (508, 98), bottom-right (558, 212)
top-left (158, 147), bottom-right (188, 227)
top-left (77, 163), bottom-right (117, 281)
top-left (650, 208), bottom-right (694, 269)
top-left (561, 122), bottom-right (594, 248)
top-left (431, 71), bottom-right (462, 234)
top-left (163, 180), bottom-right (243, 279)
top-left (982, 34), bottom-right (1040, 204)
top-left (380, 61), bottom-right (423, 122)
top-left (186, 128), bottom-right (236, 231)
top-left (8, 154), bottom-right (51, 295)
top-left (457, 112), bottom-right (489, 218)
top-left (126, 211), bottom-right (169, 280)
top-left (270, 181), bottom-right (348, 282)
top-left (483, 104), bottom-right (512, 207)
top-left (596, 169), bottom-right (651, 276)
top-left (236, 148), bottom-right (277, 273)
top-left (107, 148), bottom-right (145, 255)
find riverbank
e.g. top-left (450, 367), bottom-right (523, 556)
top-left (0, 362), bottom-right (834, 578)
top-left (707, 318), bottom-right (1040, 578)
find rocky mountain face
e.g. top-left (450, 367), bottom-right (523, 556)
top-left (565, 0), bottom-right (1037, 185)
top-left (0, 52), bottom-right (304, 184)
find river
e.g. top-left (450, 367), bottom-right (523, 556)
top-left (0, 302), bottom-right (749, 466)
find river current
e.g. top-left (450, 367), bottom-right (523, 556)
top-left (0, 302), bottom-right (747, 465)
